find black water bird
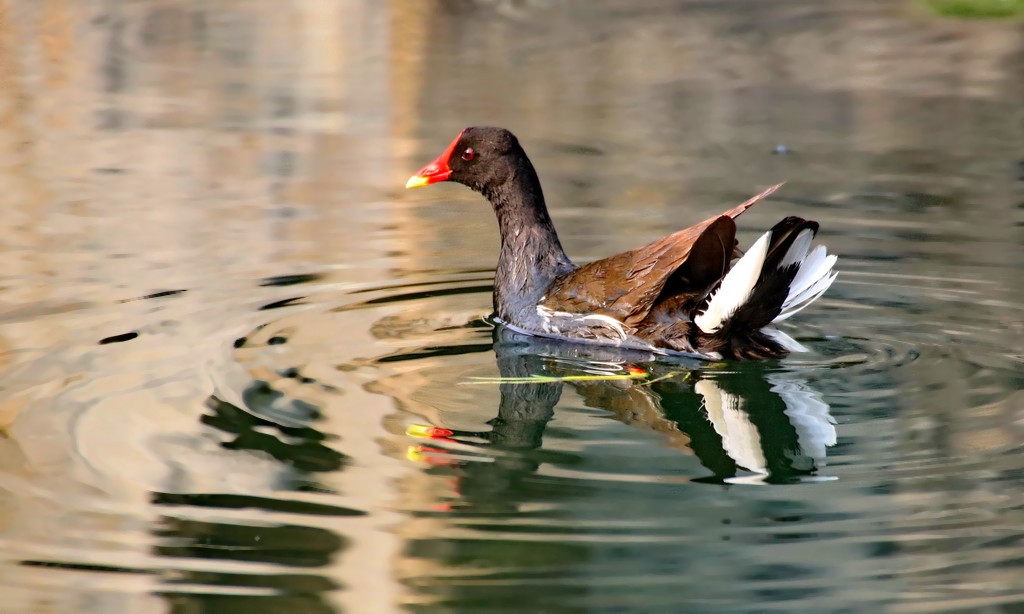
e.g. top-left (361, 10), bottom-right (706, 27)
top-left (407, 127), bottom-right (836, 360)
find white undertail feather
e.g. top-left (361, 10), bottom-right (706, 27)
top-left (779, 229), bottom-right (814, 268)
top-left (775, 244), bottom-right (838, 322)
top-left (694, 226), bottom-right (838, 340)
top-left (761, 327), bottom-right (809, 353)
top-left (694, 231), bottom-right (771, 333)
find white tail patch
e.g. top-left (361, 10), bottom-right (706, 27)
top-left (774, 244), bottom-right (838, 322)
top-left (695, 224), bottom-right (838, 340)
top-left (694, 231), bottom-right (771, 333)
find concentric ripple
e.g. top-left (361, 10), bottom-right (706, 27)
top-left (210, 233), bottom-right (1024, 611)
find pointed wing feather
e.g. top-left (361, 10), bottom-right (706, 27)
top-left (541, 183), bottom-right (784, 323)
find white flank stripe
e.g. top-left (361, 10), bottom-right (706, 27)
top-left (580, 314), bottom-right (628, 340)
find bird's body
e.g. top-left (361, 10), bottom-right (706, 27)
top-left (407, 127), bottom-right (837, 360)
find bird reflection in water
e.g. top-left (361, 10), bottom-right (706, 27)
top-left (407, 328), bottom-right (836, 490)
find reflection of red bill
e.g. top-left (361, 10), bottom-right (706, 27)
top-left (406, 424), bottom-right (455, 439)
top-left (406, 445), bottom-right (457, 466)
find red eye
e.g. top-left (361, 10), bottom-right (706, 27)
top-left (461, 147), bottom-right (475, 161)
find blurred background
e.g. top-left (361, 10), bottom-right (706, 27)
top-left (0, 0), bottom-right (1022, 612)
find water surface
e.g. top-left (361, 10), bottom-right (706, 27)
top-left (1, 1), bottom-right (1022, 612)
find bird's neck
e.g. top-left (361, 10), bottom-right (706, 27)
top-left (482, 164), bottom-right (573, 322)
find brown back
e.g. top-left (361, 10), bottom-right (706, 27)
top-left (540, 183), bottom-right (783, 324)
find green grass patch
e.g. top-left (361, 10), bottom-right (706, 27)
top-left (925, 0), bottom-right (1024, 18)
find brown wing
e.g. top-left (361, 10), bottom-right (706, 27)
top-left (541, 183), bottom-right (783, 325)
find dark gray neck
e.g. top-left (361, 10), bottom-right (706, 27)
top-left (482, 165), bottom-right (573, 322)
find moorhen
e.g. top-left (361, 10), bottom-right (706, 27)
top-left (406, 127), bottom-right (837, 360)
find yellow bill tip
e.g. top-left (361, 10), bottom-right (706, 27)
top-left (405, 175), bottom-right (430, 189)
top-left (406, 424), bottom-right (433, 438)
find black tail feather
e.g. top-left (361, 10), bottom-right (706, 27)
top-left (696, 217), bottom-right (819, 359)
top-left (730, 217), bottom-right (818, 330)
